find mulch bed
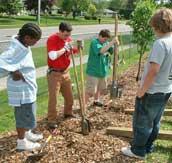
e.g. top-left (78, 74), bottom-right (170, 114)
top-left (0, 64), bottom-right (144, 163)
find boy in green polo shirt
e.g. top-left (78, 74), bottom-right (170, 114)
top-left (85, 29), bottom-right (119, 106)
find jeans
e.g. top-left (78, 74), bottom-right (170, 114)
top-left (131, 93), bottom-right (171, 157)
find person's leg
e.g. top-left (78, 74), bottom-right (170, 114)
top-left (94, 90), bottom-right (100, 102)
top-left (131, 93), bottom-right (169, 157)
top-left (24, 103), bottom-right (43, 142)
top-left (14, 103), bottom-right (40, 151)
top-left (146, 93), bottom-right (171, 153)
top-left (16, 128), bottom-right (26, 139)
top-left (47, 72), bottom-right (61, 124)
top-left (14, 106), bottom-right (27, 139)
top-left (60, 72), bottom-right (74, 116)
top-left (85, 75), bottom-right (98, 105)
top-left (93, 77), bottom-right (107, 106)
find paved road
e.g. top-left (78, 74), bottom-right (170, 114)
top-left (0, 24), bottom-right (132, 51)
top-left (0, 44), bottom-right (134, 91)
top-left (0, 24), bottom-right (132, 41)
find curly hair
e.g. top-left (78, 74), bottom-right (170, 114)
top-left (18, 23), bottom-right (42, 40)
top-left (150, 8), bottom-right (172, 33)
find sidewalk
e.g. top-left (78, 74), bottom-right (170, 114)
top-left (0, 44), bottom-right (134, 90)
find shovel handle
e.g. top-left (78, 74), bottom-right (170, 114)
top-left (112, 13), bottom-right (119, 82)
top-left (78, 44), bottom-right (86, 117)
top-left (115, 13), bottom-right (118, 37)
top-left (39, 135), bottom-right (52, 153)
top-left (71, 51), bottom-right (83, 114)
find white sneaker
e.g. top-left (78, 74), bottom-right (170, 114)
top-left (16, 138), bottom-right (41, 151)
top-left (25, 130), bottom-right (43, 142)
top-left (121, 146), bottom-right (145, 160)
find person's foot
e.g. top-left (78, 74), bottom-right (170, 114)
top-left (48, 122), bottom-right (58, 130)
top-left (25, 130), bottom-right (43, 142)
top-left (121, 146), bottom-right (145, 160)
top-left (93, 101), bottom-right (104, 107)
top-left (16, 138), bottom-right (41, 152)
top-left (64, 114), bottom-right (76, 119)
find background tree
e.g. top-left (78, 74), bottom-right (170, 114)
top-left (25, 0), bottom-right (55, 14)
top-left (129, 0), bottom-right (157, 81)
top-left (61, 0), bottom-right (90, 18)
top-left (92, 0), bottom-right (108, 16)
top-left (61, 0), bottom-right (73, 17)
top-left (109, 0), bottom-right (128, 11)
top-left (0, 0), bottom-right (23, 15)
top-left (126, 0), bottom-right (137, 9)
top-left (88, 3), bottom-right (97, 17)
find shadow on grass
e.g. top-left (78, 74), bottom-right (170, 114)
top-left (161, 119), bottom-right (172, 127)
top-left (0, 19), bottom-right (15, 23)
top-left (13, 17), bottom-right (36, 22)
top-left (154, 144), bottom-right (172, 163)
top-left (41, 15), bottom-right (80, 21)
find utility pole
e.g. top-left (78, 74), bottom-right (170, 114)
top-left (38, 0), bottom-right (41, 25)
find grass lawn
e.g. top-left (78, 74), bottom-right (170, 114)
top-left (32, 34), bottom-right (133, 68)
top-left (0, 15), bottom-right (125, 29)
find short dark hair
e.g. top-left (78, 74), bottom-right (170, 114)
top-left (99, 29), bottom-right (111, 38)
top-left (18, 23), bottom-right (42, 40)
top-left (59, 22), bottom-right (72, 32)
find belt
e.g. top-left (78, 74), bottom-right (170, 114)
top-left (47, 68), bottom-right (67, 74)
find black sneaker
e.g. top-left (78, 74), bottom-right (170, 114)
top-left (48, 123), bottom-right (58, 130)
top-left (64, 114), bottom-right (76, 119)
top-left (93, 101), bottom-right (104, 107)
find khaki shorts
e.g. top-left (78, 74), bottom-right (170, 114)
top-left (86, 75), bottom-right (107, 94)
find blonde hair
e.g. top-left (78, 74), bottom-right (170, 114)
top-left (150, 8), bottom-right (172, 33)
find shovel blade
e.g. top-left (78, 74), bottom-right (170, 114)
top-left (26, 152), bottom-right (48, 163)
top-left (81, 118), bottom-right (91, 135)
top-left (110, 83), bottom-right (118, 98)
top-left (110, 83), bottom-right (123, 99)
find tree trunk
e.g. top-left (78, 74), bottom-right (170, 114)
top-left (136, 53), bottom-right (142, 82)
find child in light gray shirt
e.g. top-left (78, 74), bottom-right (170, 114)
top-left (122, 8), bottom-right (172, 159)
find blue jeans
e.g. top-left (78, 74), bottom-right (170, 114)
top-left (131, 93), bottom-right (171, 157)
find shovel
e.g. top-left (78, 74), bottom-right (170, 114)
top-left (77, 40), bottom-right (91, 135)
top-left (71, 41), bottom-right (90, 135)
top-left (110, 12), bottom-right (123, 99)
top-left (25, 135), bottom-right (52, 163)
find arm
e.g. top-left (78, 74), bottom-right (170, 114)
top-left (48, 48), bottom-right (66, 60)
top-left (137, 62), bottom-right (160, 97)
top-left (137, 40), bottom-right (165, 97)
top-left (100, 41), bottom-right (114, 54)
top-left (100, 37), bottom-right (119, 54)
top-left (0, 68), bottom-right (9, 78)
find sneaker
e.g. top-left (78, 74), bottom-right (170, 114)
top-left (48, 122), bottom-right (58, 130)
top-left (64, 114), bottom-right (76, 119)
top-left (25, 130), bottom-right (43, 142)
top-left (16, 138), bottom-right (41, 152)
top-left (121, 146), bottom-right (145, 160)
top-left (93, 101), bottom-right (104, 107)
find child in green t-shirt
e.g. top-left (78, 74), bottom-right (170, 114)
top-left (85, 29), bottom-right (119, 106)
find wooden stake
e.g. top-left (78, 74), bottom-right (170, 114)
top-left (124, 109), bottom-right (172, 116)
top-left (106, 127), bottom-right (172, 140)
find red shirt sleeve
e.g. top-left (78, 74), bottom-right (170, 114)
top-left (47, 36), bottom-right (58, 53)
